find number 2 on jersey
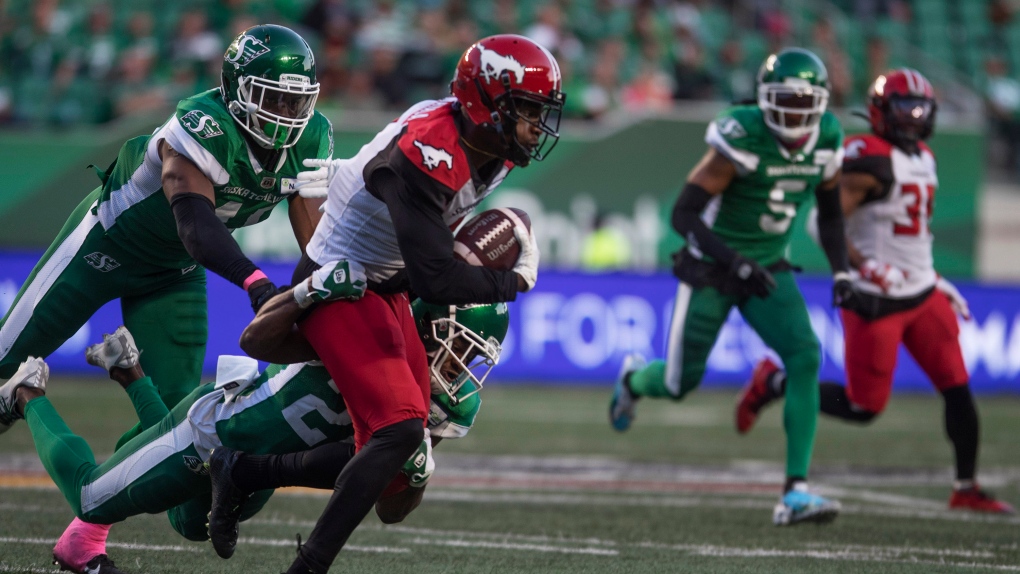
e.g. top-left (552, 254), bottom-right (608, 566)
top-left (893, 183), bottom-right (934, 237)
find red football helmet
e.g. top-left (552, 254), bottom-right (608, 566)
top-left (450, 34), bottom-right (566, 167)
top-left (867, 68), bottom-right (937, 149)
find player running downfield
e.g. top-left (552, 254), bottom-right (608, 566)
top-left (609, 47), bottom-right (855, 526)
top-left (738, 68), bottom-right (1015, 514)
top-left (0, 269), bottom-right (510, 573)
top-left (0, 24), bottom-right (331, 428)
top-left (267, 34), bottom-right (563, 574)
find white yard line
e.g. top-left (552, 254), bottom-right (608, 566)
top-left (638, 542), bottom-right (1020, 571)
top-left (236, 536), bottom-right (409, 554)
top-left (409, 537), bottom-right (619, 556)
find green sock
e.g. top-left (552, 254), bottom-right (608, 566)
top-left (782, 363), bottom-right (820, 478)
top-left (627, 360), bottom-right (673, 398)
top-left (125, 376), bottom-right (170, 430)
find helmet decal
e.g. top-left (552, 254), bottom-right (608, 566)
top-left (413, 141), bottom-right (454, 170)
top-left (225, 34), bottom-right (271, 67)
top-left (478, 44), bottom-right (526, 84)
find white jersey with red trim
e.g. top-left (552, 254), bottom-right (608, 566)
top-left (306, 98), bottom-right (513, 283)
top-left (843, 134), bottom-right (938, 298)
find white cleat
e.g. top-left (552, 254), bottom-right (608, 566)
top-left (0, 357), bottom-right (49, 433)
top-left (85, 326), bottom-right (140, 373)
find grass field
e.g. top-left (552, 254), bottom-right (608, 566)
top-left (2, 378), bottom-right (1019, 573)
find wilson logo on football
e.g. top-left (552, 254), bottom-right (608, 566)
top-left (225, 34), bottom-right (270, 66)
top-left (414, 141), bottom-right (454, 170)
top-left (477, 44), bottom-right (526, 84)
top-left (180, 110), bottom-right (224, 139)
top-left (84, 252), bottom-right (120, 273)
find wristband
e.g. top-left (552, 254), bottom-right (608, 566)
top-left (243, 270), bottom-right (268, 290)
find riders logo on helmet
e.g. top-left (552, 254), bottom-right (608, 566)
top-left (225, 34), bottom-right (270, 68)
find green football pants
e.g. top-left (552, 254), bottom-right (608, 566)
top-left (628, 271), bottom-right (821, 478)
top-left (24, 381), bottom-right (271, 536)
top-left (0, 188), bottom-right (207, 410)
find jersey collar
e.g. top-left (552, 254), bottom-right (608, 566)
top-left (774, 124), bottom-right (820, 162)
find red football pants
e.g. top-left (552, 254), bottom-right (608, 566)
top-left (841, 290), bottom-right (968, 414)
top-left (299, 291), bottom-right (430, 451)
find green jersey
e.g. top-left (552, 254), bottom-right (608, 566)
top-left (702, 105), bottom-right (843, 265)
top-left (94, 89), bottom-right (334, 269)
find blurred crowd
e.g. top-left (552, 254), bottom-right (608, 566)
top-left (2, 0), bottom-right (1020, 168)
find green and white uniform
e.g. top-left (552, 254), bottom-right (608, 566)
top-left (629, 105), bottom-right (843, 478)
top-left (24, 357), bottom-right (479, 540)
top-left (0, 89), bottom-right (333, 409)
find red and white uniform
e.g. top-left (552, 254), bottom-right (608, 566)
top-left (307, 98), bottom-right (513, 285)
top-left (301, 98), bottom-right (519, 449)
top-left (843, 134), bottom-right (937, 298)
top-left (840, 134), bottom-right (967, 413)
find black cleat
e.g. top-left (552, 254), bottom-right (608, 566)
top-left (54, 553), bottom-right (129, 574)
top-left (206, 447), bottom-right (251, 559)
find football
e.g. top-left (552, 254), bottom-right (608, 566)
top-left (453, 207), bottom-right (532, 271)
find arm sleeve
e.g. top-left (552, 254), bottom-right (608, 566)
top-left (670, 182), bottom-right (739, 267)
top-left (370, 157), bottom-right (519, 305)
top-left (170, 193), bottom-right (261, 289)
top-left (813, 183), bottom-right (850, 273)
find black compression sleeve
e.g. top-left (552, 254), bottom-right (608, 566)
top-left (671, 182), bottom-right (738, 266)
top-left (170, 193), bottom-right (260, 289)
top-left (813, 183), bottom-right (850, 273)
top-left (372, 168), bottom-right (519, 304)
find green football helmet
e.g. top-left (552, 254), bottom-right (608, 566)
top-left (756, 47), bottom-right (830, 142)
top-left (221, 24), bottom-right (320, 150)
top-left (413, 300), bottom-right (510, 406)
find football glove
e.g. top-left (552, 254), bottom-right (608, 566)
top-left (294, 158), bottom-right (346, 199)
top-left (936, 276), bottom-right (971, 320)
top-left (248, 282), bottom-right (282, 313)
top-left (728, 256), bottom-right (776, 299)
top-left (832, 271), bottom-right (856, 308)
top-left (293, 260), bottom-right (367, 309)
top-left (400, 433), bottom-right (434, 488)
top-left (858, 259), bottom-right (906, 293)
top-left (512, 226), bottom-right (540, 291)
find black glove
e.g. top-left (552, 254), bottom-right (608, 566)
top-left (728, 256), bottom-right (776, 299)
top-left (832, 272), bottom-right (856, 309)
top-left (248, 282), bottom-right (281, 313)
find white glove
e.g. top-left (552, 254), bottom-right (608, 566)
top-left (294, 158), bottom-right (345, 199)
top-left (292, 260), bottom-right (367, 308)
top-left (512, 226), bottom-right (539, 291)
top-left (400, 430), bottom-right (434, 488)
top-left (936, 276), bottom-right (971, 320)
top-left (858, 259), bottom-right (906, 293)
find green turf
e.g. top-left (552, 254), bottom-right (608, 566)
top-left (2, 378), bottom-right (1019, 573)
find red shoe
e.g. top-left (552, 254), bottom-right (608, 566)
top-left (948, 486), bottom-right (1016, 514)
top-left (736, 357), bottom-right (781, 435)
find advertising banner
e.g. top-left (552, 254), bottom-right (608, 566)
top-left (0, 253), bottom-right (1015, 392)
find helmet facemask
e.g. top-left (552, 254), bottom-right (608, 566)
top-left (758, 80), bottom-right (829, 143)
top-left (229, 73), bottom-right (319, 150)
top-left (884, 95), bottom-right (935, 147)
top-left (427, 315), bottom-right (503, 406)
top-left (476, 72), bottom-right (565, 167)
